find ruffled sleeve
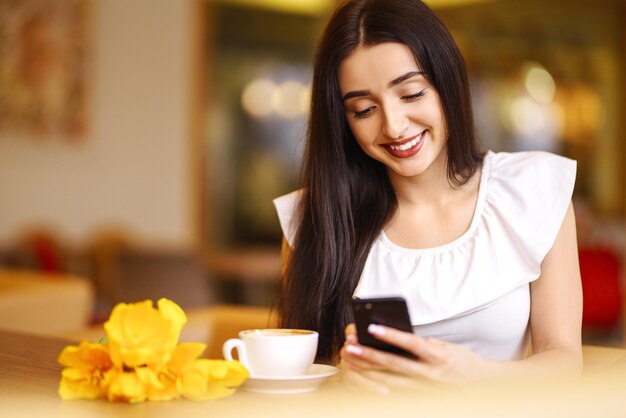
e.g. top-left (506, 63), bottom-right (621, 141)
top-left (486, 150), bottom-right (576, 265)
top-left (273, 190), bottom-right (302, 247)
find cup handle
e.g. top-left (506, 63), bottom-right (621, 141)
top-left (222, 338), bottom-right (249, 370)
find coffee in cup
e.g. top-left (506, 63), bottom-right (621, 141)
top-left (222, 329), bottom-right (318, 377)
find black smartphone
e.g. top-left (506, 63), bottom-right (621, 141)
top-left (351, 296), bottom-right (416, 358)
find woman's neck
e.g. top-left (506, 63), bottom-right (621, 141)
top-left (387, 152), bottom-right (454, 208)
top-left (384, 153), bottom-right (482, 249)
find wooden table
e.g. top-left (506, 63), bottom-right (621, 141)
top-left (2, 329), bottom-right (626, 418)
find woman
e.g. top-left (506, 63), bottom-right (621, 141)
top-left (274, 0), bottom-right (582, 391)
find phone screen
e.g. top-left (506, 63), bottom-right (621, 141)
top-left (351, 297), bottom-right (416, 358)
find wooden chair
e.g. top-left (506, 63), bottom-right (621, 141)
top-left (0, 269), bottom-right (94, 335)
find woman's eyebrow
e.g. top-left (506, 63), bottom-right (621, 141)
top-left (388, 70), bottom-right (424, 88)
top-left (342, 70), bottom-right (425, 102)
top-left (342, 89), bottom-right (370, 102)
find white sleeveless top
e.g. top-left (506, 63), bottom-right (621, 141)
top-left (274, 151), bottom-right (576, 361)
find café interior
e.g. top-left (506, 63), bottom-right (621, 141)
top-left (0, 0), bottom-right (625, 415)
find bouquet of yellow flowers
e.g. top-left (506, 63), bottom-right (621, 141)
top-left (57, 298), bottom-right (248, 403)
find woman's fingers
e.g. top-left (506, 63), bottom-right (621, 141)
top-left (342, 324), bottom-right (458, 381)
top-left (343, 325), bottom-right (490, 386)
top-left (346, 340), bottom-right (437, 379)
top-left (367, 324), bottom-right (444, 363)
top-left (341, 343), bottom-right (384, 370)
top-left (342, 325), bottom-right (449, 380)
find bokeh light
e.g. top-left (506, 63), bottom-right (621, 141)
top-left (523, 62), bottom-right (556, 104)
top-left (241, 78), bottom-right (277, 118)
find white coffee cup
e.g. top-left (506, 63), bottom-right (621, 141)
top-left (222, 329), bottom-right (318, 377)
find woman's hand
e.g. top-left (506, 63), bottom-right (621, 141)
top-left (340, 323), bottom-right (493, 392)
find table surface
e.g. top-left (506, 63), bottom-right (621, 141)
top-left (2, 329), bottom-right (626, 418)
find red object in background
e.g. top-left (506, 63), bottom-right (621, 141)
top-left (578, 247), bottom-right (623, 328)
top-left (30, 233), bottom-right (63, 274)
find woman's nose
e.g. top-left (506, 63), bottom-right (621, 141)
top-left (382, 106), bottom-right (408, 139)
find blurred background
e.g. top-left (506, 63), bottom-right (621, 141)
top-left (0, 0), bottom-right (624, 347)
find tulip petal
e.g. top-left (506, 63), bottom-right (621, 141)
top-left (107, 371), bottom-right (148, 403)
top-left (58, 341), bottom-right (111, 368)
top-left (168, 342), bottom-right (207, 374)
top-left (135, 366), bottom-right (163, 389)
top-left (158, 298), bottom-right (187, 331)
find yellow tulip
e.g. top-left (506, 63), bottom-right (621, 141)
top-left (104, 298), bottom-right (187, 368)
top-left (57, 341), bottom-right (114, 400)
top-left (58, 299), bottom-right (249, 403)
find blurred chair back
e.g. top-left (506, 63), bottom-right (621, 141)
top-left (89, 231), bottom-right (213, 321)
top-left (0, 269), bottom-right (93, 335)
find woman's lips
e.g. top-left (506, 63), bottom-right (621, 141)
top-left (384, 131), bottom-right (425, 158)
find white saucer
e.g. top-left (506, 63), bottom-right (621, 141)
top-left (242, 364), bottom-right (338, 394)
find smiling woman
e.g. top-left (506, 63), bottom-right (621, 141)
top-left (339, 44), bottom-right (448, 179)
top-left (273, 0), bottom-right (582, 392)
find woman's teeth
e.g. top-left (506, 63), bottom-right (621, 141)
top-left (389, 133), bottom-right (423, 151)
top-left (390, 139), bottom-right (417, 151)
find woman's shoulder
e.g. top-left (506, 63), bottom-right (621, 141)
top-left (480, 149), bottom-right (576, 263)
top-left (483, 149), bottom-right (576, 210)
top-left (486, 149), bottom-right (576, 181)
top-left (480, 150), bottom-right (573, 207)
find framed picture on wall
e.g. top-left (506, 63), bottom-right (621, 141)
top-left (0, 0), bottom-right (90, 140)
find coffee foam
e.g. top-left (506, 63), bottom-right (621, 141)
top-left (242, 329), bottom-right (315, 336)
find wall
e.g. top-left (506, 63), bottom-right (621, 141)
top-left (0, 0), bottom-right (197, 249)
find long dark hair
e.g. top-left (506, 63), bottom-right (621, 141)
top-left (279, 0), bottom-right (483, 362)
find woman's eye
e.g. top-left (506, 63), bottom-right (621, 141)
top-left (402, 90), bottom-right (426, 101)
top-left (353, 107), bottom-right (374, 119)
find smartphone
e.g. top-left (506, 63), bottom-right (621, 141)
top-left (351, 296), bottom-right (416, 358)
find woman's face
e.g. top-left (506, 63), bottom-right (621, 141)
top-left (338, 42), bottom-right (448, 180)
